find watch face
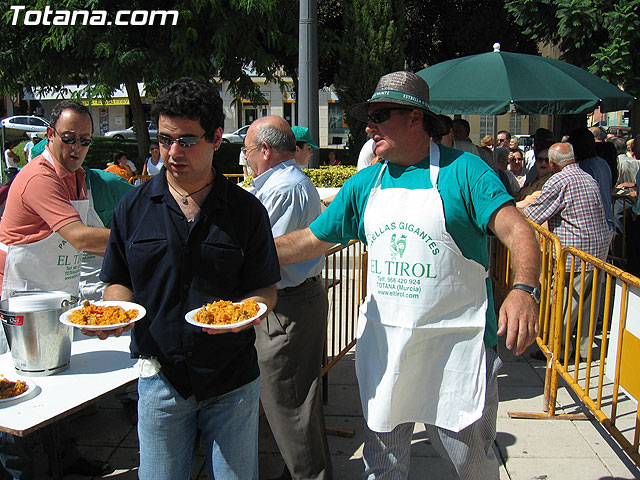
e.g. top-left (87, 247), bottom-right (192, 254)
top-left (532, 288), bottom-right (541, 303)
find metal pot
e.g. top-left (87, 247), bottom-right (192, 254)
top-left (0, 291), bottom-right (76, 376)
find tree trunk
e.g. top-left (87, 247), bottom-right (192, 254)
top-left (124, 79), bottom-right (149, 169)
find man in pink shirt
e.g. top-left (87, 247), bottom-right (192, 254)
top-left (0, 100), bottom-right (110, 299)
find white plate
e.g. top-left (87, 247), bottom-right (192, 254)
top-left (0, 377), bottom-right (36, 404)
top-left (59, 301), bottom-right (146, 331)
top-left (185, 302), bottom-right (267, 330)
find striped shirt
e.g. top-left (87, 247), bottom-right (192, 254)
top-left (524, 163), bottom-right (610, 271)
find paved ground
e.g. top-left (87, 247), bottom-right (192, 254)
top-left (28, 337), bottom-right (640, 479)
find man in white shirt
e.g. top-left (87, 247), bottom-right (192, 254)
top-left (452, 118), bottom-right (480, 156)
top-left (22, 133), bottom-right (40, 163)
top-left (245, 116), bottom-right (332, 480)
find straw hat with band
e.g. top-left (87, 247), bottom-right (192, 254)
top-left (347, 71), bottom-right (447, 136)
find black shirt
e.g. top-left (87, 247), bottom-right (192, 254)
top-left (100, 170), bottom-right (281, 400)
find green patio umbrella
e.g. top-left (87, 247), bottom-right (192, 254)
top-left (416, 44), bottom-right (635, 116)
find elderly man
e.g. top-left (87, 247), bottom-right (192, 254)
top-left (244, 116), bottom-right (332, 480)
top-left (275, 71), bottom-right (540, 479)
top-left (525, 143), bottom-right (610, 362)
top-left (97, 78), bottom-right (280, 480)
top-left (0, 100), bottom-right (113, 478)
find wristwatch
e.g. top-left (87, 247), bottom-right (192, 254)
top-left (512, 283), bottom-right (541, 304)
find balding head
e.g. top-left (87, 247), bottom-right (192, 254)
top-left (244, 116), bottom-right (296, 177)
top-left (548, 142), bottom-right (575, 172)
top-left (589, 126), bottom-right (607, 142)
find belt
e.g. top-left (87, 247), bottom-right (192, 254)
top-left (277, 275), bottom-right (321, 294)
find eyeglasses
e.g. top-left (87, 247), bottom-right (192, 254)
top-left (157, 133), bottom-right (205, 148)
top-left (497, 138), bottom-right (507, 144)
top-left (367, 108), bottom-right (411, 124)
top-left (52, 126), bottom-right (93, 147)
top-left (241, 144), bottom-right (260, 155)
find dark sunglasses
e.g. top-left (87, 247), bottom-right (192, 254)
top-left (367, 108), bottom-right (411, 124)
top-left (157, 133), bottom-right (205, 148)
top-left (52, 127), bottom-right (93, 147)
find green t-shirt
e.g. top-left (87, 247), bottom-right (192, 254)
top-left (310, 144), bottom-right (513, 347)
top-left (84, 168), bottom-right (134, 228)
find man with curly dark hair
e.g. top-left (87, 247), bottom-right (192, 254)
top-left (94, 78), bottom-right (280, 480)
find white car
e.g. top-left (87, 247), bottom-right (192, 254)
top-left (104, 121), bottom-right (157, 140)
top-left (222, 125), bottom-right (250, 144)
top-left (1, 115), bottom-right (49, 142)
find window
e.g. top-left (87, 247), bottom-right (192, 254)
top-left (479, 116), bottom-right (494, 138)
top-left (509, 114), bottom-right (523, 135)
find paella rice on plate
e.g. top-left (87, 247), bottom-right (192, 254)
top-left (0, 376), bottom-right (28, 399)
top-left (194, 300), bottom-right (260, 325)
top-left (69, 300), bottom-right (139, 326)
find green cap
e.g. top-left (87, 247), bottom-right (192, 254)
top-left (291, 126), bottom-right (319, 149)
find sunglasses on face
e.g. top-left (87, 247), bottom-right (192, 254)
top-left (52, 126), bottom-right (93, 147)
top-left (367, 108), bottom-right (411, 124)
top-left (157, 133), bottom-right (205, 148)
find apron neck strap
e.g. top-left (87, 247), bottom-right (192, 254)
top-left (429, 141), bottom-right (441, 189)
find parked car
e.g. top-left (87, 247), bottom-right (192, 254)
top-left (104, 121), bottom-right (157, 140)
top-left (222, 125), bottom-right (250, 144)
top-left (1, 115), bottom-right (49, 142)
top-left (514, 134), bottom-right (533, 152)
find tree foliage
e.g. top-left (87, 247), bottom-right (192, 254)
top-left (333, 0), bottom-right (406, 157)
top-left (404, 0), bottom-right (538, 70)
top-left (506, 0), bottom-right (639, 101)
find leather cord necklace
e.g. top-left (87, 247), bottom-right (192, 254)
top-left (167, 176), bottom-right (213, 204)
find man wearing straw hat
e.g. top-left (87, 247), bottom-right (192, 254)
top-left (275, 71), bottom-right (541, 479)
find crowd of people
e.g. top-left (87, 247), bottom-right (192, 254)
top-left (0, 71), bottom-right (637, 480)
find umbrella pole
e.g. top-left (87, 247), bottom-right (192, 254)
top-left (493, 115), bottom-right (498, 166)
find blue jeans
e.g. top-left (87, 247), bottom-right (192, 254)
top-left (137, 372), bottom-right (259, 480)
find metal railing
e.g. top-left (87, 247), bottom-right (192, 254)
top-left (495, 222), bottom-right (640, 467)
top-left (223, 173), bottom-right (244, 184)
top-left (321, 240), bottom-right (367, 376)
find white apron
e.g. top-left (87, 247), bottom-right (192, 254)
top-left (357, 141), bottom-right (489, 433)
top-left (79, 186), bottom-right (106, 301)
top-left (1, 149), bottom-right (89, 299)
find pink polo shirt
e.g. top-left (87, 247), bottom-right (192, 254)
top-left (0, 147), bottom-right (87, 287)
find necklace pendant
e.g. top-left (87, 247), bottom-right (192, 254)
top-left (181, 196), bottom-right (188, 204)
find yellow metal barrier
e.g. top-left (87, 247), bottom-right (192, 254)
top-left (223, 173), bottom-right (244, 184)
top-left (496, 221), bottom-right (640, 467)
top-left (321, 240), bottom-right (367, 376)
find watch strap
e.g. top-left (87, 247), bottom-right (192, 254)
top-left (512, 283), bottom-right (541, 303)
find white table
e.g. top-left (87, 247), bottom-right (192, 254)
top-left (0, 333), bottom-right (137, 437)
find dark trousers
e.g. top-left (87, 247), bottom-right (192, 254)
top-left (255, 277), bottom-right (333, 480)
top-left (0, 420), bottom-right (80, 480)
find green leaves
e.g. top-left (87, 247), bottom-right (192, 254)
top-left (506, 0), bottom-right (640, 99)
top-left (303, 165), bottom-right (358, 187)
